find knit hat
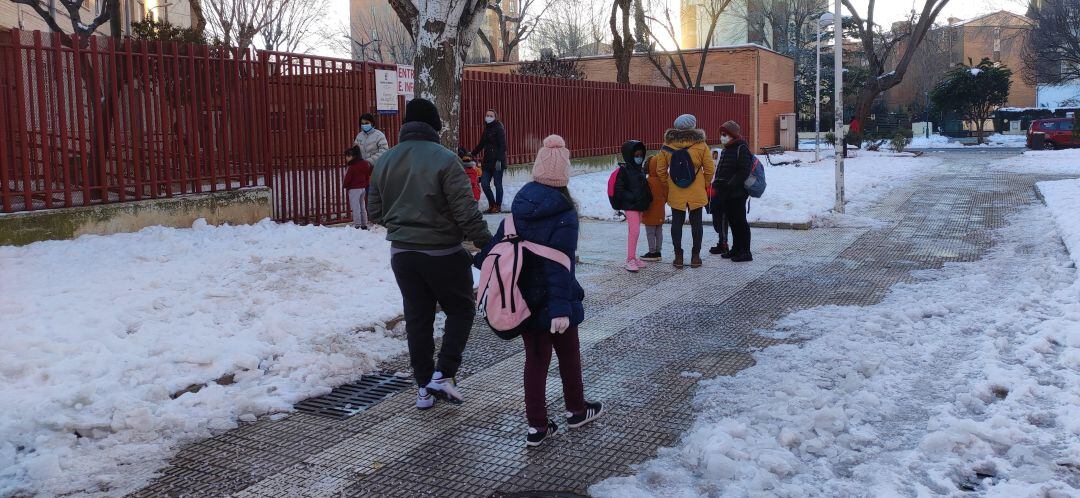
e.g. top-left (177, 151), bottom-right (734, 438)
top-left (404, 98), bottom-right (442, 131)
top-left (532, 134), bottom-right (572, 187)
top-left (720, 120), bottom-right (741, 138)
top-left (674, 114), bottom-right (697, 130)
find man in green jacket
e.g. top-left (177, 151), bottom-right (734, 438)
top-left (368, 98), bottom-right (493, 410)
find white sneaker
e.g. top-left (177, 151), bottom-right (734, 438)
top-left (416, 387), bottom-right (434, 410)
top-left (426, 371), bottom-right (463, 404)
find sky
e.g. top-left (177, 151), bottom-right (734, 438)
top-left (317, 0), bottom-right (1029, 59)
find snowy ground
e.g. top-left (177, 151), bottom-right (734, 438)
top-left (591, 198), bottom-right (1080, 495)
top-left (485, 151), bottom-right (940, 225)
top-left (799, 133), bottom-right (1027, 150)
top-left (994, 149), bottom-right (1080, 175)
top-left (0, 220), bottom-right (407, 497)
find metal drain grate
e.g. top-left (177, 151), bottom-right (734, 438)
top-left (294, 372), bottom-right (413, 419)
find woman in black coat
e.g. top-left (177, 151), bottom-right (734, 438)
top-left (472, 109), bottom-right (508, 213)
top-left (611, 140), bottom-right (652, 272)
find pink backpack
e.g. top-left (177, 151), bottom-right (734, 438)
top-left (476, 215), bottom-right (572, 339)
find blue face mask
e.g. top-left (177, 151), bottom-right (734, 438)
top-left (361, 124), bottom-right (373, 132)
top-left (634, 156), bottom-right (644, 165)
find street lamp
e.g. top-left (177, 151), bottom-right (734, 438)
top-left (815, 11), bottom-right (834, 163)
top-left (832, 0), bottom-right (844, 214)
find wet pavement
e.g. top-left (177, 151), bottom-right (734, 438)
top-left (130, 151), bottom-right (1071, 497)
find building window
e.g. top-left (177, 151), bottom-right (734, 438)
top-left (763, 83), bottom-right (769, 103)
top-left (703, 84), bottom-right (735, 93)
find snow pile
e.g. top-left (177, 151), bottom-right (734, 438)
top-left (908, 133), bottom-right (1027, 148)
top-left (1039, 178), bottom-right (1080, 265)
top-left (495, 151), bottom-right (938, 225)
top-left (592, 206), bottom-right (1080, 496)
top-left (995, 148), bottom-right (1080, 175)
top-left (0, 220), bottom-right (407, 497)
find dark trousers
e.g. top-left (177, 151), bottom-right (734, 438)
top-left (480, 167), bottom-right (504, 208)
top-left (710, 195), bottom-right (730, 245)
top-left (390, 250), bottom-right (475, 387)
top-left (722, 194), bottom-right (751, 255)
top-left (670, 207), bottom-right (704, 253)
top-left (522, 326), bottom-right (586, 429)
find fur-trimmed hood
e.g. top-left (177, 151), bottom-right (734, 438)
top-left (663, 128), bottom-right (707, 147)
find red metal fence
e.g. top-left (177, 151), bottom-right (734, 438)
top-left (0, 29), bottom-right (751, 225)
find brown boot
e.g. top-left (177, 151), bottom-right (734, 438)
top-left (672, 251), bottom-right (685, 269)
top-left (690, 251), bottom-right (703, 268)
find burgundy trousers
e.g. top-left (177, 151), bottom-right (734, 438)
top-left (521, 325), bottom-right (586, 429)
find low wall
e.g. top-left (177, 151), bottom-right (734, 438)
top-left (0, 188), bottom-right (272, 246)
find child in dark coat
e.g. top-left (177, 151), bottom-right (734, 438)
top-left (342, 146), bottom-right (373, 229)
top-left (611, 140), bottom-right (652, 272)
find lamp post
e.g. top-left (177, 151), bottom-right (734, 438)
top-left (832, 0), bottom-right (844, 214)
top-left (815, 12), bottom-right (834, 163)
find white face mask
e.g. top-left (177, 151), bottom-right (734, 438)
top-left (720, 135), bottom-right (731, 145)
top-left (484, 116), bottom-right (495, 124)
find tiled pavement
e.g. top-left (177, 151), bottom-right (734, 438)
top-left (131, 151), bottom-right (1070, 497)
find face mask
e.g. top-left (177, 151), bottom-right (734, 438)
top-left (361, 124), bottom-right (373, 132)
top-left (634, 157), bottom-right (644, 165)
top-left (484, 116), bottom-right (495, 124)
top-left (720, 135), bottom-right (731, 145)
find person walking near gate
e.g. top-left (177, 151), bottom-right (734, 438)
top-left (713, 120), bottom-right (754, 262)
top-left (655, 114), bottom-right (713, 269)
top-left (354, 113), bottom-right (389, 164)
top-left (475, 134), bottom-right (602, 447)
top-left (367, 98), bottom-right (493, 409)
top-left (472, 109), bottom-right (508, 213)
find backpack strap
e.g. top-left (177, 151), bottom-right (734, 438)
top-left (520, 241), bottom-right (572, 271)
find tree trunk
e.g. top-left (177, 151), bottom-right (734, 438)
top-left (853, 90), bottom-right (876, 132)
top-left (414, 41), bottom-right (466, 147)
top-left (190, 0), bottom-right (207, 36)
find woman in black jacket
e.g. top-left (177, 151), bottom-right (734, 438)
top-left (611, 140), bottom-right (652, 272)
top-left (472, 109), bottom-right (508, 213)
top-left (712, 120), bottom-right (754, 262)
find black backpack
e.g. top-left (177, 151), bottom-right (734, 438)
top-left (662, 145), bottom-right (699, 188)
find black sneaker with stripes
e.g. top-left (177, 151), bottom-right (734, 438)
top-left (565, 401), bottom-right (604, 429)
top-left (526, 419), bottom-right (559, 447)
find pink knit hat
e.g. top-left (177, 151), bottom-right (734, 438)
top-left (532, 134), bottom-right (571, 187)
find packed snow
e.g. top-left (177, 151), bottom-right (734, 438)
top-left (907, 133), bottom-right (1027, 149)
top-left (592, 203), bottom-right (1080, 496)
top-left (486, 151), bottom-right (940, 225)
top-left (1038, 178), bottom-right (1080, 265)
top-left (995, 148), bottom-right (1080, 175)
top-left (0, 220), bottom-right (407, 497)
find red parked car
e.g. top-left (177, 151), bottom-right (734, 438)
top-left (1028, 118), bottom-right (1078, 150)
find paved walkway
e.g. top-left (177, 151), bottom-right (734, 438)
top-left (132, 151), bottom-right (1064, 497)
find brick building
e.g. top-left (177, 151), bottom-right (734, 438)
top-left (467, 45), bottom-right (795, 149)
top-left (884, 11), bottom-right (1036, 114)
top-left (1, 0), bottom-right (191, 35)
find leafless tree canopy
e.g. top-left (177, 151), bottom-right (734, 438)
top-left (476, 0), bottom-right (549, 62)
top-left (10, 0), bottom-right (118, 43)
top-left (1022, 0), bottom-right (1080, 86)
top-left (529, 0), bottom-right (608, 57)
top-left (636, 0), bottom-right (735, 89)
top-left (344, 7), bottom-right (417, 64)
top-left (841, 0), bottom-right (951, 124)
top-left (259, 0), bottom-right (329, 53)
top-left (206, 0), bottom-right (293, 48)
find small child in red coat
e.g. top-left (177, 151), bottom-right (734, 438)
top-left (343, 146), bottom-right (373, 229)
top-left (458, 147), bottom-right (482, 202)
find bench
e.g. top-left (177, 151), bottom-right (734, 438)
top-left (759, 146), bottom-right (801, 166)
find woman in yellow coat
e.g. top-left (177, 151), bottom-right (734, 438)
top-left (654, 114), bottom-right (714, 269)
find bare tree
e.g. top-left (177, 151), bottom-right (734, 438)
top-left (476, 0), bottom-right (549, 62)
top-left (512, 51), bottom-right (587, 78)
top-left (613, 0), bottom-right (635, 82)
top-left (530, 0), bottom-right (608, 57)
top-left (636, 0), bottom-right (735, 89)
top-left (388, 0), bottom-right (490, 146)
top-left (1022, 0), bottom-right (1080, 87)
top-left (841, 0), bottom-right (951, 126)
top-left (343, 7), bottom-right (417, 63)
top-left (205, 0), bottom-right (292, 48)
top-left (10, 0), bottom-right (118, 44)
top-left (260, 0), bottom-right (328, 53)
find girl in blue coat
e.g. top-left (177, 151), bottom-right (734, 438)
top-left (476, 135), bottom-right (603, 447)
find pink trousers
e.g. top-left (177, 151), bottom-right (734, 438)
top-left (625, 210), bottom-right (642, 262)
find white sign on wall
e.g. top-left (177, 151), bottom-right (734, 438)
top-left (397, 65), bottom-right (415, 103)
top-left (375, 69), bottom-right (398, 113)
